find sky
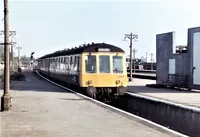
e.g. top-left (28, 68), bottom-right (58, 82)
top-left (0, 0), bottom-right (200, 62)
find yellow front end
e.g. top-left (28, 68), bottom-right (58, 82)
top-left (79, 52), bottom-right (128, 88)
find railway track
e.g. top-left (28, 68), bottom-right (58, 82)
top-left (34, 69), bottom-right (188, 137)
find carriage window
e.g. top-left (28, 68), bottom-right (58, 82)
top-left (113, 56), bottom-right (123, 73)
top-left (70, 56), bottom-right (73, 64)
top-left (66, 57), bottom-right (69, 64)
top-left (85, 55), bottom-right (96, 73)
top-left (77, 56), bottom-right (80, 72)
top-left (64, 57), bottom-right (66, 63)
top-left (99, 55), bottom-right (110, 73)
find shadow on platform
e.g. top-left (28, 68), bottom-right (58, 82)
top-left (0, 69), bottom-right (74, 94)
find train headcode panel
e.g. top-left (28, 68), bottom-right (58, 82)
top-left (97, 48), bottom-right (110, 52)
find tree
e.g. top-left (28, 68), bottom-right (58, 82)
top-left (140, 56), bottom-right (146, 63)
top-left (20, 55), bottom-right (31, 65)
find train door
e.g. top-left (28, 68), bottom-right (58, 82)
top-left (193, 32), bottom-right (200, 85)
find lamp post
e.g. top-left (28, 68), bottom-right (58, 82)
top-left (1, 0), bottom-right (12, 111)
top-left (133, 48), bottom-right (137, 73)
top-left (150, 53), bottom-right (154, 70)
top-left (124, 33), bottom-right (138, 81)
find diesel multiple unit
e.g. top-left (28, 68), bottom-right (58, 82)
top-left (36, 43), bottom-right (128, 100)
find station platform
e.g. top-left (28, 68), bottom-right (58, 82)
top-left (132, 73), bottom-right (156, 77)
top-left (0, 69), bottom-right (177, 137)
top-left (127, 78), bottom-right (200, 109)
top-left (128, 72), bottom-right (156, 78)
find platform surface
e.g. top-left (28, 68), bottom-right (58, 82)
top-left (127, 78), bottom-right (200, 109)
top-left (0, 69), bottom-right (178, 137)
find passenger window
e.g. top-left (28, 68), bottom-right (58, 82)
top-left (70, 56), bottom-right (73, 64)
top-left (113, 56), bottom-right (123, 73)
top-left (77, 56), bottom-right (80, 72)
top-left (66, 57), bottom-right (69, 64)
top-left (99, 55), bottom-right (110, 73)
top-left (85, 55), bottom-right (96, 73)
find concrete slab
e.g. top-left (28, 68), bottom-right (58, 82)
top-left (0, 70), bottom-right (177, 137)
top-left (127, 78), bottom-right (200, 108)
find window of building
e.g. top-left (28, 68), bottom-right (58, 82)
top-left (113, 56), bottom-right (123, 73)
top-left (85, 55), bottom-right (96, 73)
top-left (99, 55), bottom-right (110, 73)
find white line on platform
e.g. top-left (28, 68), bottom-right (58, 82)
top-left (35, 70), bottom-right (188, 137)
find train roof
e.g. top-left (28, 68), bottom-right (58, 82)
top-left (39, 42), bottom-right (124, 59)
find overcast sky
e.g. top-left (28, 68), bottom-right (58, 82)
top-left (0, 0), bottom-right (200, 61)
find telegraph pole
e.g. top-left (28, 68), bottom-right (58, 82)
top-left (0, 31), bottom-right (16, 38)
top-left (124, 33), bottom-right (138, 81)
top-left (0, 31), bottom-right (16, 72)
top-left (10, 40), bottom-right (16, 72)
top-left (133, 48), bottom-right (137, 73)
top-left (1, 0), bottom-right (12, 111)
top-left (16, 45), bottom-right (22, 71)
top-left (150, 53), bottom-right (154, 70)
top-left (145, 52), bottom-right (148, 62)
top-left (11, 43), bottom-right (14, 72)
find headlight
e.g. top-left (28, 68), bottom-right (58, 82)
top-left (88, 80), bottom-right (93, 84)
top-left (116, 80), bottom-right (120, 84)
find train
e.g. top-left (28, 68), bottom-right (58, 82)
top-left (35, 42), bottom-right (128, 101)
